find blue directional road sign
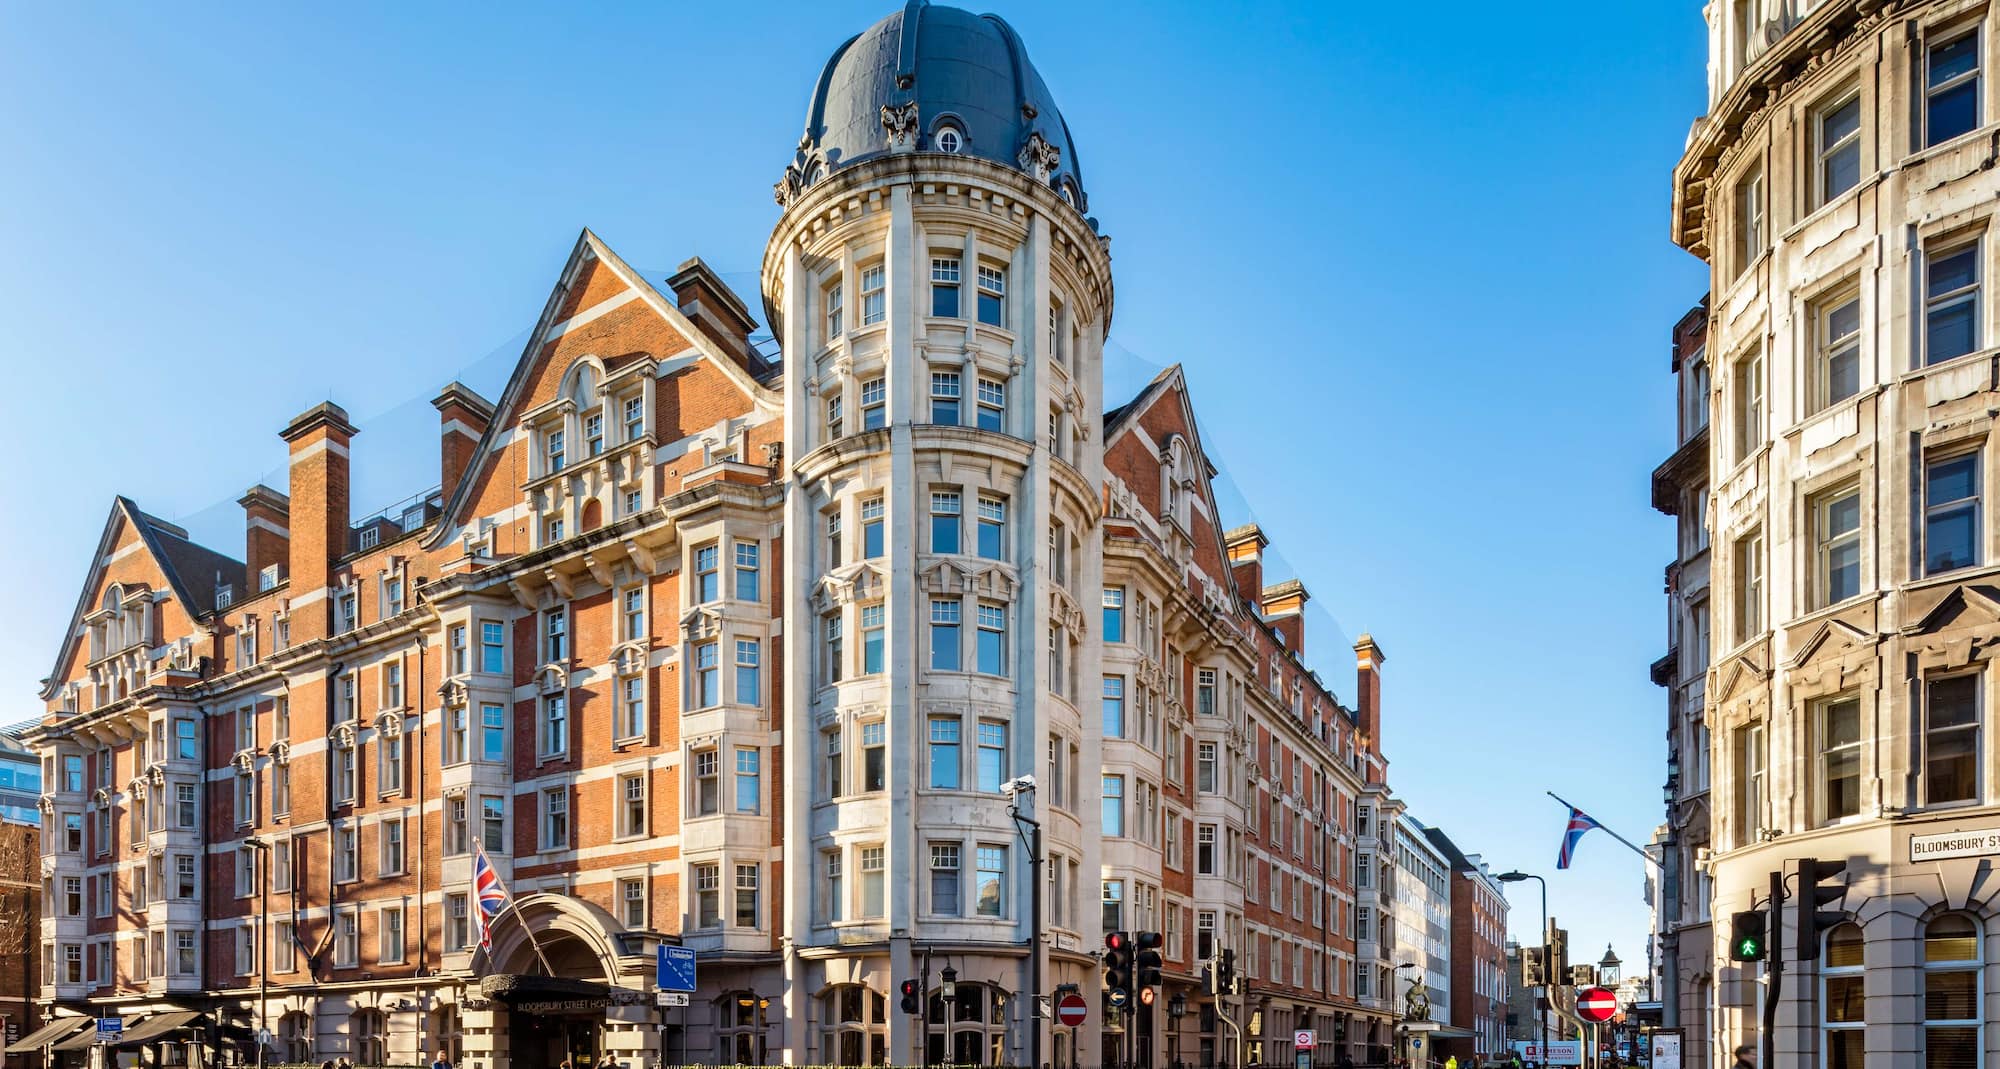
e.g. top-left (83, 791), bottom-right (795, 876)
top-left (97, 1019), bottom-right (123, 1043)
top-left (657, 945), bottom-right (697, 993)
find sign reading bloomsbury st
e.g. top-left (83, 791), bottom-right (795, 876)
top-left (1910, 827), bottom-right (2000, 863)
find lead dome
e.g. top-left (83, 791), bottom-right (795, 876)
top-left (778, 0), bottom-right (1086, 209)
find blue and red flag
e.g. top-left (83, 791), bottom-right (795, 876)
top-left (1556, 806), bottom-right (1603, 870)
top-left (473, 842), bottom-right (509, 948)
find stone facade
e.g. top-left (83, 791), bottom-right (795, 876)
top-left (27, 5), bottom-right (1404, 1068)
top-left (1670, 1), bottom-right (2000, 1066)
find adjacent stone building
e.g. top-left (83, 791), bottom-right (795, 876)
top-left (27, 4), bottom-right (1404, 1067)
top-left (1669, 0), bottom-right (2000, 1065)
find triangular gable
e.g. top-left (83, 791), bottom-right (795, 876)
top-left (40, 498), bottom-right (240, 700)
top-left (1902, 583), bottom-right (2000, 636)
top-left (1787, 617), bottom-right (1876, 672)
top-left (427, 228), bottom-right (779, 550)
top-left (1712, 653), bottom-right (1767, 704)
top-left (1102, 363), bottom-right (1239, 601)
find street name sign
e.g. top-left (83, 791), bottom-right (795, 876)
top-left (1910, 826), bottom-right (2000, 862)
top-left (1056, 992), bottom-right (1089, 1028)
top-left (655, 992), bottom-right (690, 1007)
top-left (96, 1019), bottom-right (123, 1043)
top-left (1576, 986), bottom-right (1618, 1023)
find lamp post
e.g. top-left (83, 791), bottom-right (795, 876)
top-left (1006, 781), bottom-right (1043, 1069)
top-left (244, 836), bottom-right (272, 1069)
top-left (941, 966), bottom-right (958, 1066)
top-left (1497, 872), bottom-right (1548, 1069)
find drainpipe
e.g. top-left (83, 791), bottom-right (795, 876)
top-left (415, 635), bottom-right (430, 1057)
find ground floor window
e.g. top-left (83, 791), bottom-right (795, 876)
top-left (350, 1009), bottom-right (386, 1066)
top-left (279, 1011), bottom-right (312, 1063)
top-left (718, 992), bottom-right (770, 1066)
top-left (1822, 923), bottom-right (1864, 1069)
top-left (925, 982), bottom-right (1008, 1065)
top-left (819, 983), bottom-right (889, 1066)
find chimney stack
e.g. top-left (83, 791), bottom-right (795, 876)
top-left (238, 485), bottom-right (292, 592)
top-left (668, 257), bottom-right (761, 372)
top-left (1354, 633), bottom-right (1386, 765)
top-left (1260, 579), bottom-right (1310, 655)
top-left (279, 401), bottom-right (357, 641)
top-left (1223, 524), bottom-right (1268, 610)
top-left (432, 382), bottom-right (494, 496)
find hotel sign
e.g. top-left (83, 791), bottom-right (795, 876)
top-left (1910, 827), bottom-right (2000, 863)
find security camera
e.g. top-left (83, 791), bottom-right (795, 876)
top-left (1003, 775), bottom-right (1038, 795)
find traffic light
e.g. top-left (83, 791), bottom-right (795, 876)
top-left (1135, 931), bottom-right (1164, 990)
top-left (1795, 857), bottom-right (1848, 961)
top-left (1569, 964), bottom-right (1597, 988)
top-left (1549, 926), bottom-right (1569, 978)
top-left (899, 979), bottom-right (921, 1015)
top-left (1104, 931), bottom-right (1133, 998)
top-left (1202, 959), bottom-right (1219, 996)
top-left (1521, 946), bottom-right (1546, 987)
top-left (1728, 910), bottom-right (1767, 962)
top-left (1218, 947), bottom-right (1237, 994)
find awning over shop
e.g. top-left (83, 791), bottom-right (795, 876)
top-left (52, 1018), bottom-right (125, 1052)
top-left (4, 1017), bottom-right (90, 1054)
top-left (114, 1011), bottom-right (204, 1046)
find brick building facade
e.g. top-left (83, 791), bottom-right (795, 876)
top-left (28, 4), bottom-right (1404, 1067)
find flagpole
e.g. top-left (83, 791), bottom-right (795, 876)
top-left (479, 845), bottom-right (557, 975)
top-left (1547, 792), bottom-right (1662, 870)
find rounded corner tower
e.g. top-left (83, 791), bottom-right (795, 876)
top-left (764, 4), bottom-right (1113, 1068)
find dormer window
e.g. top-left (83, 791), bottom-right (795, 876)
top-left (258, 564), bottom-right (282, 592)
top-left (935, 126), bottom-right (963, 154)
top-left (357, 528), bottom-right (380, 551)
top-left (216, 585), bottom-right (233, 609)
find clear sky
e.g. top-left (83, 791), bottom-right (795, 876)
top-left (0, 2), bottom-right (1710, 967)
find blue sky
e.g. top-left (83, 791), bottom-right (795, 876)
top-left (0, 2), bottom-right (1709, 965)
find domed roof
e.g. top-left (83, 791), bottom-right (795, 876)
top-left (778, 1), bottom-right (1086, 210)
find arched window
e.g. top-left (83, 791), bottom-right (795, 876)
top-left (818, 983), bottom-right (888, 1067)
top-left (279, 1011), bottom-right (312, 1063)
top-left (1821, 923), bottom-right (1864, 1069)
top-left (1923, 913), bottom-right (1980, 1066)
top-left (350, 1009), bottom-right (385, 1066)
top-left (716, 991), bottom-right (769, 1066)
top-left (926, 982), bottom-right (1009, 1065)
top-left (935, 126), bottom-right (963, 154)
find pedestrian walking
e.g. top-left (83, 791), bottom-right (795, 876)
top-left (1732, 1045), bottom-right (1757, 1069)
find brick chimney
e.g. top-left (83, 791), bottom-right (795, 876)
top-left (668, 257), bottom-right (760, 372)
top-left (1260, 579), bottom-right (1310, 655)
top-left (279, 401), bottom-right (357, 641)
top-left (238, 485), bottom-right (291, 592)
top-left (432, 381), bottom-right (494, 496)
top-left (1354, 633), bottom-right (1386, 761)
top-left (1223, 524), bottom-right (1267, 609)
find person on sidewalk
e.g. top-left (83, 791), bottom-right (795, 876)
top-left (1733, 1045), bottom-right (1757, 1069)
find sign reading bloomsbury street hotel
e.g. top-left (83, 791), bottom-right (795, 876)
top-left (1910, 826), bottom-right (2000, 863)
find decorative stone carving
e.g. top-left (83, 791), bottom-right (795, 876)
top-left (774, 164), bottom-right (804, 208)
top-left (881, 101), bottom-right (921, 152)
top-left (1017, 131), bottom-right (1060, 181)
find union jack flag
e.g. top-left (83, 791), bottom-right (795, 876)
top-left (473, 842), bottom-right (509, 949)
top-left (1556, 806), bottom-right (1603, 870)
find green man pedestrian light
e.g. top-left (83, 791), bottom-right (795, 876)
top-left (1728, 910), bottom-right (1767, 962)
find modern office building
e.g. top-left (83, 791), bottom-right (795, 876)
top-left (27, 4), bottom-right (1402, 1067)
top-left (1669, 0), bottom-right (2000, 1065)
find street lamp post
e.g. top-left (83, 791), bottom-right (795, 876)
top-left (244, 836), bottom-right (272, 1069)
top-left (1497, 872), bottom-right (1548, 1069)
top-left (1007, 782), bottom-right (1043, 1069)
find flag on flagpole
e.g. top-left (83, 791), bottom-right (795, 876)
top-left (1556, 806), bottom-right (1604, 870)
top-left (472, 842), bottom-right (509, 949)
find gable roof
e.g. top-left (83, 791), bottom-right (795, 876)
top-left (40, 497), bottom-right (245, 699)
top-left (426, 228), bottom-right (779, 549)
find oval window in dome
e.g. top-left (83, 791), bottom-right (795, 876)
top-left (804, 162), bottom-right (824, 186)
top-left (1059, 181), bottom-right (1077, 208)
top-left (935, 127), bottom-right (963, 154)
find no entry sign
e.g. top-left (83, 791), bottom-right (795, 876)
top-left (1576, 986), bottom-right (1618, 1023)
top-left (1056, 992), bottom-right (1089, 1028)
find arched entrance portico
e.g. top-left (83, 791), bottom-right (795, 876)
top-left (461, 893), bottom-right (655, 1069)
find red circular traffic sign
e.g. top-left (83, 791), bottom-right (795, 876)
top-left (1056, 992), bottom-right (1089, 1028)
top-left (1576, 987), bottom-right (1618, 1024)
